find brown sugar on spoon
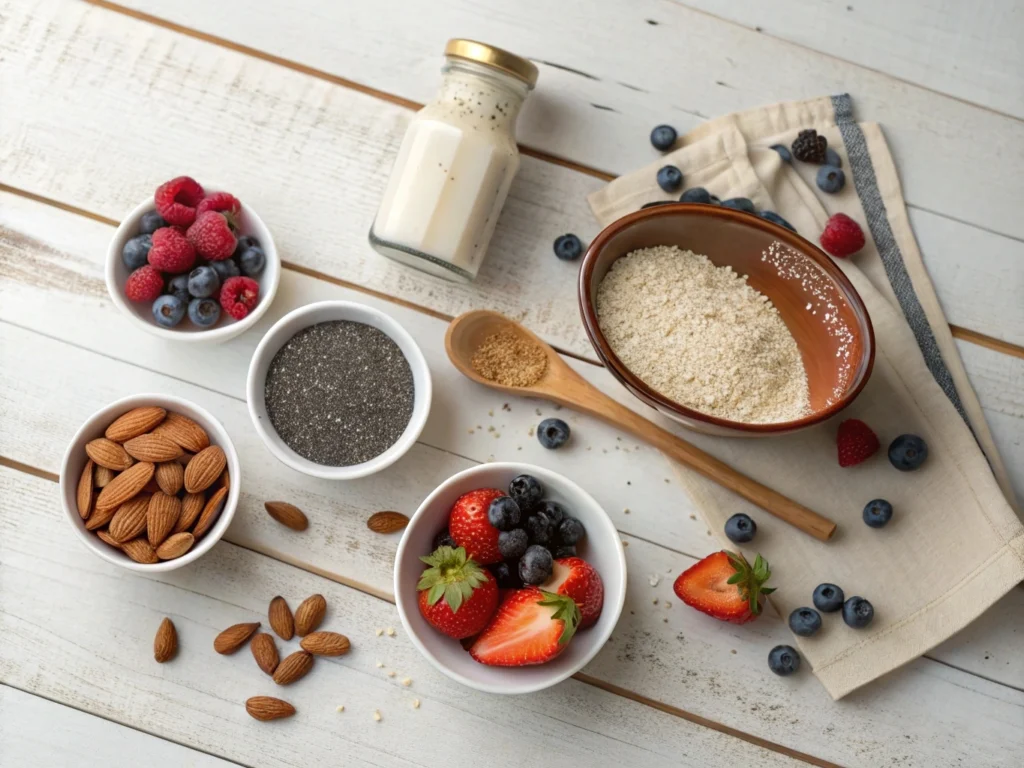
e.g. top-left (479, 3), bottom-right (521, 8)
top-left (470, 329), bottom-right (547, 388)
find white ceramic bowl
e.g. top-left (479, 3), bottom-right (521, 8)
top-left (59, 393), bottom-right (241, 572)
top-left (247, 300), bottom-right (432, 480)
top-left (394, 463), bottom-right (627, 694)
top-left (106, 188), bottom-right (281, 343)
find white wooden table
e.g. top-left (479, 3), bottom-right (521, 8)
top-left (1, 1), bottom-right (1022, 766)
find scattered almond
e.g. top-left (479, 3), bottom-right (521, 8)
top-left (251, 632), bottom-right (280, 676)
top-left (105, 406), bottom-right (167, 442)
top-left (175, 492), bottom-right (205, 534)
top-left (147, 492), bottom-right (181, 547)
top-left (192, 486), bottom-right (227, 540)
top-left (273, 651), bottom-right (313, 685)
top-left (294, 594), bottom-right (326, 636)
top-left (214, 622), bottom-right (261, 654)
top-left (96, 530), bottom-right (121, 549)
top-left (156, 532), bottom-right (194, 560)
top-left (95, 461), bottom-right (154, 514)
top-left (94, 464), bottom-right (115, 488)
top-left (184, 445), bottom-right (226, 493)
top-left (367, 511), bottom-right (409, 534)
top-left (121, 538), bottom-right (159, 564)
top-left (155, 460), bottom-right (184, 495)
top-left (268, 596), bottom-right (295, 641)
top-left (300, 631), bottom-right (350, 657)
top-left (245, 696), bottom-right (295, 722)
top-left (264, 501), bottom-right (308, 532)
top-left (108, 494), bottom-right (152, 542)
top-left (154, 412), bottom-right (210, 453)
top-left (85, 438), bottom-right (134, 471)
top-left (154, 617), bottom-right (177, 663)
top-left (76, 459), bottom-right (94, 520)
top-left (124, 432), bottom-right (185, 463)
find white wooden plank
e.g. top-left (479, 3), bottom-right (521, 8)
top-left (0, 466), bottom-right (802, 768)
top-left (0, 685), bottom-right (237, 768)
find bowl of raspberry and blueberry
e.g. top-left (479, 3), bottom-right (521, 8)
top-left (106, 176), bottom-right (280, 342)
top-left (394, 463), bottom-right (626, 694)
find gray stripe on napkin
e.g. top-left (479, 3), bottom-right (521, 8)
top-left (831, 94), bottom-right (967, 420)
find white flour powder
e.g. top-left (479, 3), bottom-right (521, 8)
top-left (596, 245), bottom-right (810, 424)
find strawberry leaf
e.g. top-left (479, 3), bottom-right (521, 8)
top-left (417, 545), bottom-right (488, 613)
top-left (538, 590), bottom-right (582, 645)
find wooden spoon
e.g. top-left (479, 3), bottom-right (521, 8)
top-left (445, 310), bottom-right (836, 541)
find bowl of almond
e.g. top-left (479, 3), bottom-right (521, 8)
top-left (59, 394), bottom-right (241, 571)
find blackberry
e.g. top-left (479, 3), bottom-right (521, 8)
top-left (791, 129), bottom-right (827, 164)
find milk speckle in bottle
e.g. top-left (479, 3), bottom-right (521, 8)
top-left (369, 40), bottom-right (537, 282)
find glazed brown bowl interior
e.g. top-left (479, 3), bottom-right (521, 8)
top-left (578, 204), bottom-right (875, 435)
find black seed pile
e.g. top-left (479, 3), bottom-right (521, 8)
top-left (264, 321), bottom-right (415, 466)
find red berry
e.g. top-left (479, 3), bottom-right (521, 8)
top-left (417, 546), bottom-right (498, 639)
top-left (837, 418), bottom-right (880, 467)
top-left (187, 211), bottom-right (237, 261)
top-left (220, 276), bottom-right (260, 320)
top-left (148, 227), bottom-right (196, 273)
top-left (820, 213), bottom-right (865, 258)
top-left (196, 192), bottom-right (241, 225)
top-left (124, 265), bottom-right (164, 302)
top-left (154, 176), bottom-right (204, 228)
top-left (542, 557), bottom-right (604, 629)
top-left (449, 488), bottom-right (505, 565)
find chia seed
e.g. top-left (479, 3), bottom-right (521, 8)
top-left (264, 321), bottom-right (415, 466)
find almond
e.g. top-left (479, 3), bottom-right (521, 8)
top-left (154, 617), bottom-right (177, 662)
top-left (294, 594), bottom-right (326, 636)
top-left (85, 438), bottom-right (134, 471)
top-left (268, 596), bottom-right (295, 641)
top-left (154, 412), bottom-right (210, 453)
top-left (300, 631), bottom-right (351, 657)
top-left (192, 486), bottom-right (227, 540)
top-left (251, 632), bottom-right (279, 675)
top-left (94, 464), bottom-right (116, 488)
top-left (176, 451), bottom-right (194, 466)
top-left (147, 492), bottom-right (181, 547)
top-left (214, 622), bottom-right (260, 654)
top-left (108, 494), bottom-right (152, 542)
top-left (84, 499), bottom-right (119, 531)
top-left (245, 696), bottom-right (295, 722)
top-left (124, 433), bottom-right (184, 463)
top-left (96, 461), bottom-right (154, 514)
top-left (105, 406), bottom-right (167, 442)
top-left (156, 532), bottom-right (194, 560)
top-left (367, 511), bottom-right (409, 534)
top-left (272, 650), bottom-right (313, 685)
top-left (96, 530), bottom-right (121, 549)
top-left (155, 461), bottom-right (184, 495)
top-left (77, 460), bottom-right (94, 520)
top-left (264, 501), bottom-right (308, 532)
top-left (121, 538), bottom-right (159, 564)
top-left (215, 468), bottom-right (230, 490)
top-left (184, 445), bottom-right (225, 493)
top-left (143, 477), bottom-right (161, 494)
top-left (175, 492), bottom-right (205, 534)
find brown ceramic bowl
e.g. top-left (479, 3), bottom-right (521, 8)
top-left (578, 204), bottom-right (874, 437)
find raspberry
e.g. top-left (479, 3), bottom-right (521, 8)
top-left (196, 192), bottom-right (241, 226)
top-left (820, 213), bottom-right (866, 258)
top-left (187, 211), bottom-right (237, 261)
top-left (836, 418), bottom-right (880, 467)
top-left (220, 276), bottom-right (260, 320)
top-left (154, 176), bottom-right (205, 228)
top-left (124, 265), bottom-right (165, 303)
top-left (148, 227), bottom-right (196, 273)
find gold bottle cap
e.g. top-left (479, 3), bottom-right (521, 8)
top-left (444, 39), bottom-right (538, 88)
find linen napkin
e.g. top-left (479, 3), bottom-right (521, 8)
top-left (587, 95), bottom-right (1024, 699)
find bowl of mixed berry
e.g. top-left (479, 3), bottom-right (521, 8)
top-left (394, 463), bottom-right (626, 694)
top-left (106, 176), bottom-right (280, 342)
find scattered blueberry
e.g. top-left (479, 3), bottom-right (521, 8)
top-left (490, 560), bottom-right (520, 589)
top-left (498, 528), bottom-right (529, 560)
top-left (508, 474), bottom-right (544, 514)
top-left (536, 500), bottom-right (565, 527)
top-left (862, 498), bottom-right (893, 528)
top-left (187, 265), bottom-right (221, 299)
top-left (721, 197), bottom-right (755, 213)
top-left (209, 258), bottom-right (241, 282)
top-left (759, 210), bottom-right (796, 231)
top-left (788, 607), bottom-right (822, 637)
top-left (768, 645), bottom-right (801, 676)
top-left (680, 187), bottom-right (712, 204)
top-left (525, 510), bottom-right (553, 545)
top-left (642, 201), bottom-right (675, 209)
top-left (139, 210), bottom-right (168, 235)
top-left (842, 596), bottom-right (874, 629)
top-left (650, 124), bottom-right (678, 152)
top-left (122, 234), bottom-right (152, 271)
top-left (432, 528), bottom-right (457, 550)
top-left (812, 583), bottom-right (845, 613)
top-left (557, 517), bottom-right (585, 546)
top-left (167, 274), bottom-right (190, 304)
top-left (770, 144), bottom-right (793, 163)
top-left (656, 165), bottom-right (683, 193)
top-left (537, 418), bottom-right (570, 449)
top-left (188, 297), bottom-right (221, 327)
top-left (238, 246), bottom-right (266, 276)
top-left (724, 513), bottom-right (757, 543)
top-left (888, 434), bottom-right (928, 471)
top-left (816, 165), bottom-right (845, 194)
top-left (554, 233), bottom-right (583, 261)
top-left (825, 147), bottom-right (842, 168)
top-left (519, 544), bottom-right (554, 585)
top-left (552, 544), bottom-right (577, 559)
top-left (152, 295), bottom-right (185, 328)
top-left (487, 496), bottom-right (521, 531)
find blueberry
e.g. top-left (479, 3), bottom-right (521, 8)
top-left (825, 147), bottom-right (842, 168)
top-left (432, 528), bottom-right (457, 550)
top-left (209, 258), bottom-right (240, 282)
top-left (525, 511), bottom-right (553, 545)
top-left (759, 210), bottom-right (796, 231)
top-left (641, 201), bottom-right (675, 209)
top-left (508, 474), bottom-right (544, 514)
top-left (680, 187), bottom-right (712, 204)
top-left (770, 144), bottom-right (792, 163)
top-left (842, 596), bottom-right (874, 629)
top-left (724, 513), bottom-right (757, 543)
top-left (656, 165), bottom-right (683, 193)
top-left (650, 124), bottom-right (677, 152)
top-left (122, 234), bottom-right (152, 271)
top-left (768, 645), bottom-right (801, 676)
top-left (139, 210), bottom-right (168, 235)
top-left (816, 165), bottom-right (845, 194)
top-left (554, 233), bottom-right (583, 261)
top-left (187, 265), bottom-right (221, 299)
top-left (188, 297), bottom-right (221, 327)
top-left (862, 498), bottom-right (893, 528)
top-left (498, 528), bottom-right (529, 560)
top-left (888, 434), bottom-right (928, 471)
top-left (552, 544), bottom-right (577, 559)
top-left (721, 197), bottom-right (755, 213)
top-left (238, 246), bottom-right (266, 276)
top-left (152, 295), bottom-right (185, 328)
top-left (708, 194), bottom-right (722, 205)
top-left (557, 517), bottom-right (585, 546)
top-left (812, 583), bottom-right (844, 613)
top-left (788, 607), bottom-right (822, 637)
top-left (537, 418), bottom-right (570, 449)
top-left (167, 274), bottom-right (191, 304)
top-left (536, 500), bottom-right (565, 527)
top-left (487, 496), bottom-right (521, 531)
top-left (234, 235), bottom-right (261, 255)
top-left (490, 560), bottom-right (520, 589)
top-left (519, 545), bottom-right (554, 585)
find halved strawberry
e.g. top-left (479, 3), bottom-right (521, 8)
top-left (672, 551), bottom-right (774, 624)
top-left (417, 545), bottom-right (498, 639)
top-left (469, 588), bottom-right (581, 666)
top-left (542, 556), bottom-right (604, 629)
top-left (449, 488), bottom-right (505, 564)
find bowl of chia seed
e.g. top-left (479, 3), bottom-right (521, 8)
top-left (246, 301), bottom-right (432, 479)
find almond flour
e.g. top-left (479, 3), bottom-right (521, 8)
top-left (596, 245), bottom-right (809, 424)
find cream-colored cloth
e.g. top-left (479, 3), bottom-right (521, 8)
top-left (588, 95), bottom-right (1024, 699)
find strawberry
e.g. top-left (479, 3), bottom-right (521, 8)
top-left (542, 556), bottom-right (604, 629)
top-left (836, 418), bottom-right (879, 467)
top-left (449, 488), bottom-right (505, 564)
top-left (417, 546), bottom-right (498, 639)
top-left (672, 551), bottom-right (774, 624)
top-left (469, 588), bottom-right (581, 666)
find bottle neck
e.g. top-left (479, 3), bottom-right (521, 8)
top-left (436, 59), bottom-right (529, 133)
